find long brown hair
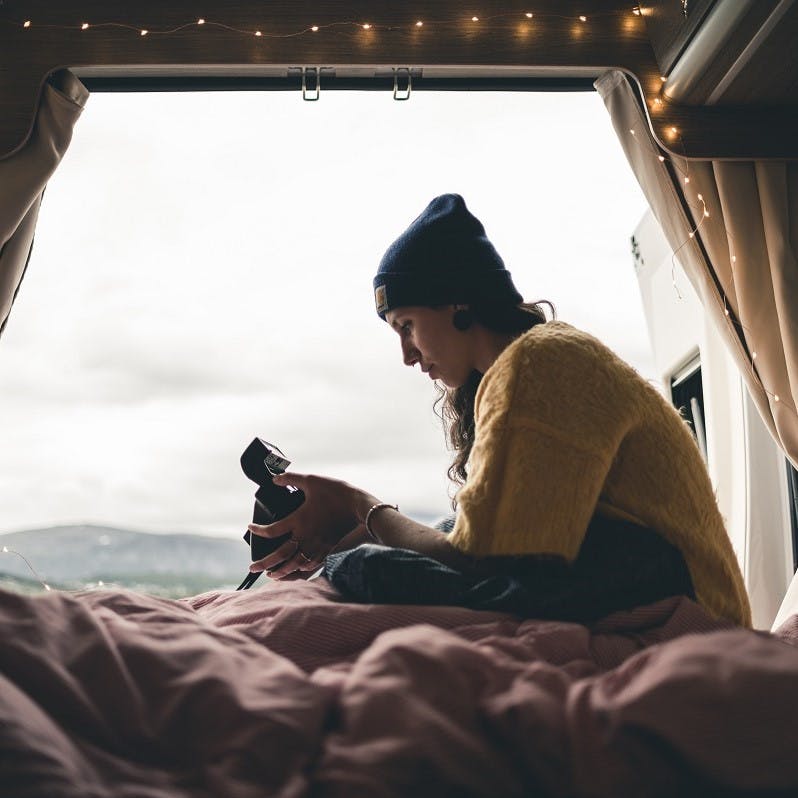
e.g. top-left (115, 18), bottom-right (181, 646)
top-left (434, 301), bottom-right (555, 508)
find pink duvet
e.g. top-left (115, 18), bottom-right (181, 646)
top-left (1, 578), bottom-right (796, 797)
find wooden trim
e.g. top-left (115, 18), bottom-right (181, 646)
top-left (1, 0), bottom-right (796, 160)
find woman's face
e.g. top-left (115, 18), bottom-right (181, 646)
top-left (385, 305), bottom-right (475, 388)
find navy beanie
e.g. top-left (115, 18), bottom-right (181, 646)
top-left (373, 194), bottom-right (523, 319)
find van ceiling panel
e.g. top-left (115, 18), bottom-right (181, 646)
top-left (710, 1), bottom-right (798, 105)
top-left (643, 0), bottom-right (716, 76)
top-left (660, 0), bottom-right (797, 106)
top-left (1, 0), bottom-right (796, 161)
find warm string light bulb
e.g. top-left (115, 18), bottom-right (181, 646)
top-left (416, 20), bottom-right (424, 27)
top-left (579, 16), bottom-right (588, 22)
top-left (197, 18), bottom-right (205, 25)
top-left (140, 29), bottom-right (148, 36)
top-left (255, 30), bottom-right (262, 36)
top-left (526, 12), bottom-right (534, 18)
top-left (687, 192), bottom-right (709, 239)
top-left (472, 16), bottom-right (480, 22)
top-left (81, 23), bottom-right (89, 30)
top-left (23, 20), bottom-right (31, 28)
top-left (311, 25), bottom-right (319, 32)
top-left (362, 23), bottom-right (371, 30)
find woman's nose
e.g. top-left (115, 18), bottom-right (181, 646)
top-left (401, 338), bottom-right (420, 367)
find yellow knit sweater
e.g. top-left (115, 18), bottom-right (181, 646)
top-left (448, 321), bottom-right (752, 627)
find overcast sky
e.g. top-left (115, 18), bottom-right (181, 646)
top-left (0, 88), bottom-right (651, 538)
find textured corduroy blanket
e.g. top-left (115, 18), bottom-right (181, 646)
top-left (1, 577), bottom-right (796, 797)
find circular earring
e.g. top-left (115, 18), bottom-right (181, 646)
top-left (452, 309), bottom-right (473, 331)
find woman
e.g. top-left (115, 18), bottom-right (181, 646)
top-left (248, 194), bottom-right (752, 627)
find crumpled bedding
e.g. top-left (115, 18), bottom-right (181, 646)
top-left (1, 578), bottom-right (797, 798)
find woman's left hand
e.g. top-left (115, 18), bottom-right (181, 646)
top-left (247, 472), bottom-right (377, 580)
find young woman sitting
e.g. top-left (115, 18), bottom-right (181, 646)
top-left (247, 194), bottom-right (751, 627)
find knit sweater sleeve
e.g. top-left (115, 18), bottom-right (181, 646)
top-left (448, 324), bottom-right (635, 560)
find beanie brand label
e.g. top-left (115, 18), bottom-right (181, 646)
top-left (375, 284), bottom-right (388, 314)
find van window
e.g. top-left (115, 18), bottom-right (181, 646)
top-left (670, 356), bottom-right (707, 461)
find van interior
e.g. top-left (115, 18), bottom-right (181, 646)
top-left (1, 1), bottom-right (797, 795)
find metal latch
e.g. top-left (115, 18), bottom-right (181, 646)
top-left (393, 67), bottom-right (412, 101)
top-left (288, 67), bottom-right (335, 101)
top-left (302, 67), bottom-right (321, 101)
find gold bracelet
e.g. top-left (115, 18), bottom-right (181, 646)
top-left (364, 502), bottom-right (399, 542)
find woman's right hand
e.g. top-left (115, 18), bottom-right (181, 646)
top-left (247, 473), bottom-right (378, 580)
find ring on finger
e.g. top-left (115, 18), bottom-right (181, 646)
top-left (297, 547), bottom-right (313, 564)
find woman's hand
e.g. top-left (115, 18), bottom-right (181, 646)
top-left (247, 473), bottom-right (378, 580)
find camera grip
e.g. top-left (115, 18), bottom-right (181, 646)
top-left (243, 483), bottom-right (305, 561)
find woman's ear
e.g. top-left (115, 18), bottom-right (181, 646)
top-left (452, 307), bottom-right (474, 331)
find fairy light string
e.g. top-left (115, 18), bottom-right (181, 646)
top-left (627, 122), bottom-right (794, 417)
top-left (1, 544), bottom-right (110, 593)
top-left (1, 544), bottom-right (51, 591)
top-left (5, 9), bottom-right (641, 41)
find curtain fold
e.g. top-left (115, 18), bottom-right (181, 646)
top-left (595, 70), bottom-right (798, 469)
top-left (0, 70), bottom-right (89, 336)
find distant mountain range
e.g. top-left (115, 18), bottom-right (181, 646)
top-left (0, 524), bottom-right (251, 597)
top-left (0, 510), bottom-right (452, 598)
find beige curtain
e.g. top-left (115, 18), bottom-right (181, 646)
top-left (596, 70), bottom-right (798, 470)
top-left (0, 70), bottom-right (89, 337)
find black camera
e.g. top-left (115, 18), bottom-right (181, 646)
top-left (237, 438), bottom-right (305, 589)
